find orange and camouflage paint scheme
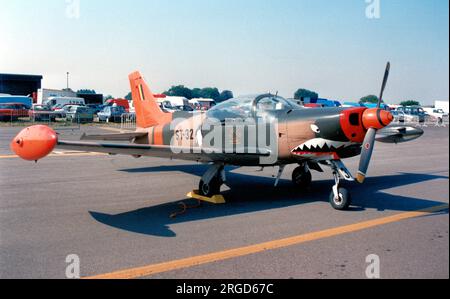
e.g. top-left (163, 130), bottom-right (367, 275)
top-left (10, 71), bottom-right (413, 165)
top-left (10, 64), bottom-right (424, 210)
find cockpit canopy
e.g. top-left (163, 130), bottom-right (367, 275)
top-left (207, 94), bottom-right (298, 121)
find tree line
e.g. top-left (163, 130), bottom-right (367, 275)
top-left (163, 86), bottom-right (234, 103)
top-left (121, 87), bottom-right (421, 107)
top-left (360, 95), bottom-right (421, 107)
top-left (124, 86), bottom-right (234, 103)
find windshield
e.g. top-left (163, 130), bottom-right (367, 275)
top-left (207, 97), bottom-right (254, 120)
top-left (255, 95), bottom-right (291, 112)
top-left (207, 94), bottom-right (293, 121)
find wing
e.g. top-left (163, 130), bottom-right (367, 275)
top-left (80, 132), bottom-right (148, 142)
top-left (58, 140), bottom-right (209, 162)
top-left (10, 125), bottom-right (272, 163)
top-left (57, 140), bottom-right (272, 164)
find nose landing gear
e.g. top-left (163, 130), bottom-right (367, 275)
top-left (328, 160), bottom-right (354, 210)
top-left (329, 170), bottom-right (351, 210)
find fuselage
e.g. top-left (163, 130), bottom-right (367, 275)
top-left (130, 95), bottom-right (374, 167)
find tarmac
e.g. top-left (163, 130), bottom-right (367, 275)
top-left (0, 125), bottom-right (448, 279)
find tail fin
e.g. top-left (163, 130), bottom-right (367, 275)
top-left (129, 71), bottom-right (172, 128)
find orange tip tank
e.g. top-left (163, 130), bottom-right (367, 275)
top-left (10, 125), bottom-right (58, 161)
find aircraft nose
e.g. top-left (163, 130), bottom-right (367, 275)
top-left (362, 108), bottom-right (393, 130)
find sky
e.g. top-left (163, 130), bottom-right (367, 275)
top-left (0, 0), bottom-right (448, 104)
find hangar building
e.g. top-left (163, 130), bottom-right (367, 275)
top-left (0, 73), bottom-right (43, 102)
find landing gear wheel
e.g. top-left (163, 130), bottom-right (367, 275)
top-left (292, 167), bottom-right (312, 189)
top-left (199, 177), bottom-right (222, 197)
top-left (330, 188), bottom-right (351, 210)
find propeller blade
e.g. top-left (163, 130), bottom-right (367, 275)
top-left (357, 62), bottom-right (391, 183)
top-left (357, 128), bottom-right (377, 183)
top-left (377, 62), bottom-right (391, 108)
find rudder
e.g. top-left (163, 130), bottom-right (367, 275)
top-left (129, 71), bottom-right (172, 128)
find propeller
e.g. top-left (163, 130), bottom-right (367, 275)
top-left (377, 62), bottom-right (390, 109)
top-left (357, 62), bottom-right (392, 184)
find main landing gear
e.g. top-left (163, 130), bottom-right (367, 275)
top-left (292, 163), bottom-right (312, 190)
top-left (198, 163), bottom-right (226, 197)
top-left (170, 164), bottom-right (225, 219)
top-left (198, 161), bottom-right (354, 211)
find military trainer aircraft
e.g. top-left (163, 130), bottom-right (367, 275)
top-left (11, 63), bottom-right (423, 210)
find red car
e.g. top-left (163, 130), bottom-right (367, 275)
top-left (0, 103), bottom-right (29, 121)
top-left (28, 105), bottom-right (57, 122)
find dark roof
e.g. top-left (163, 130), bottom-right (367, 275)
top-left (0, 74), bottom-right (43, 81)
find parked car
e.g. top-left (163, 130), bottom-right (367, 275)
top-left (159, 101), bottom-right (178, 113)
top-left (0, 103), bottom-right (29, 121)
top-left (397, 106), bottom-right (426, 123)
top-left (391, 110), bottom-right (405, 123)
top-left (86, 104), bottom-right (105, 114)
top-left (52, 104), bottom-right (71, 118)
top-left (98, 106), bottom-right (126, 122)
top-left (174, 105), bottom-right (194, 112)
top-left (0, 96), bottom-right (33, 109)
top-left (64, 105), bottom-right (95, 123)
top-left (28, 105), bottom-right (57, 122)
top-left (423, 108), bottom-right (449, 124)
top-left (46, 97), bottom-right (85, 110)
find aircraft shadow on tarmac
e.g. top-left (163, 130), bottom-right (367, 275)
top-left (89, 165), bottom-right (449, 237)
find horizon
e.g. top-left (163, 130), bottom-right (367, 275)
top-left (1, 0), bottom-right (448, 105)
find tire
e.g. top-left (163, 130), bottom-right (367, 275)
top-left (292, 167), bottom-right (312, 189)
top-left (199, 177), bottom-right (222, 197)
top-left (330, 188), bottom-right (351, 210)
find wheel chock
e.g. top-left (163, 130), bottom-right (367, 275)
top-left (187, 190), bottom-right (226, 204)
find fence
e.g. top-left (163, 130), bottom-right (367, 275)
top-left (391, 115), bottom-right (449, 128)
top-left (0, 110), bottom-right (81, 130)
top-left (2, 109), bottom-right (448, 131)
top-left (121, 113), bottom-right (136, 131)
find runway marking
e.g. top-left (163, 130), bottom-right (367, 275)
top-left (0, 152), bottom-right (107, 159)
top-left (85, 204), bottom-right (449, 279)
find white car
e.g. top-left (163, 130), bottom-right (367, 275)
top-left (424, 108), bottom-right (448, 123)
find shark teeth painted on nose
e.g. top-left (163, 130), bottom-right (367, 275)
top-left (292, 138), bottom-right (353, 153)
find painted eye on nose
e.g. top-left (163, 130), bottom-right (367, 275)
top-left (311, 124), bottom-right (321, 134)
